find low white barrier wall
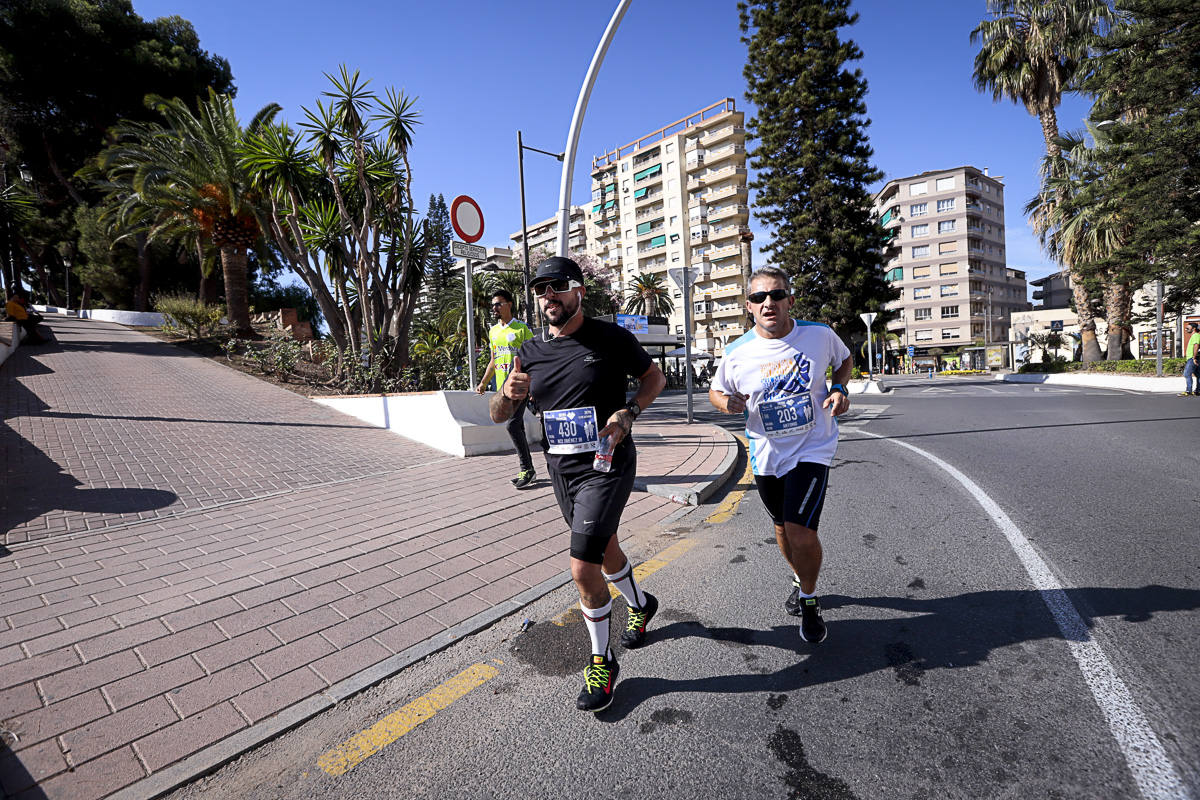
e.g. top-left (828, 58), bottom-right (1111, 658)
top-left (78, 308), bottom-right (166, 327)
top-left (310, 390), bottom-right (543, 457)
top-left (0, 321), bottom-right (24, 368)
top-left (998, 372), bottom-right (1182, 393)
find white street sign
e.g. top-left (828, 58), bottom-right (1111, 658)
top-left (452, 241), bottom-right (486, 260)
top-left (859, 312), bottom-right (878, 327)
top-left (450, 195), bottom-right (484, 244)
top-left (668, 267), bottom-right (701, 289)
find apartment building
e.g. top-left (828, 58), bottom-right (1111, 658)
top-left (587, 98), bottom-right (750, 356)
top-left (873, 166), bottom-right (1027, 361)
top-left (509, 206), bottom-right (588, 261)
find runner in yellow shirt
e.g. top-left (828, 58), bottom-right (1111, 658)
top-left (476, 289), bottom-right (537, 487)
top-left (1182, 322), bottom-right (1200, 396)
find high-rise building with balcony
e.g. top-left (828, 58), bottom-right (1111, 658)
top-left (873, 166), bottom-right (1028, 364)
top-left (510, 206), bottom-right (588, 260)
top-left (587, 98), bottom-right (750, 355)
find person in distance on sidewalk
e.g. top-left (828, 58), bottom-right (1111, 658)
top-left (490, 256), bottom-right (666, 713)
top-left (1181, 322), bottom-right (1199, 396)
top-left (4, 288), bottom-right (47, 345)
top-left (708, 266), bottom-right (853, 645)
top-left (476, 289), bottom-right (537, 487)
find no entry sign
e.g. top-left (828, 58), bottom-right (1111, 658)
top-left (450, 195), bottom-right (484, 244)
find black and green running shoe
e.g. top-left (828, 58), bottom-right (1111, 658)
top-left (798, 596), bottom-right (827, 644)
top-left (620, 593), bottom-right (658, 649)
top-left (576, 653), bottom-right (619, 712)
top-left (512, 469), bottom-right (536, 489)
top-left (784, 579), bottom-right (803, 616)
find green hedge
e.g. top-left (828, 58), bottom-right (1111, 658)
top-left (1021, 358), bottom-right (1187, 375)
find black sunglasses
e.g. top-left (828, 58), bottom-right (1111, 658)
top-left (747, 289), bottom-right (790, 303)
top-left (490, 301), bottom-right (506, 308)
top-left (532, 279), bottom-right (581, 297)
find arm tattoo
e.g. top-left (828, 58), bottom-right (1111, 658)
top-left (489, 391), bottom-right (516, 422)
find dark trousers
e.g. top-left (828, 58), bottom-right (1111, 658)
top-left (507, 396), bottom-right (534, 472)
top-left (6, 316), bottom-right (45, 343)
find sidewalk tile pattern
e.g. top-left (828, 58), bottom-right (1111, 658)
top-left (0, 318), bottom-right (732, 798)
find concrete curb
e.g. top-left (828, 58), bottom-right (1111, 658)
top-left (109, 571), bottom-right (575, 800)
top-left (997, 371), bottom-right (1182, 393)
top-left (634, 425), bottom-right (741, 506)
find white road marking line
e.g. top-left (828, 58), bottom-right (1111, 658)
top-left (857, 430), bottom-right (1188, 800)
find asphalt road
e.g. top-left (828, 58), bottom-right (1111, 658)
top-left (169, 379), bottom-right (1200, 800)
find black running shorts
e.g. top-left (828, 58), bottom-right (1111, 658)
top-left (550, 451), bottom-right (637, 564)
top-left (754, 461), bottom-right (830, 531)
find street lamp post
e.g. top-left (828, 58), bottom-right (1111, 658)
top-left (517, 132), bottom-right (564, 326)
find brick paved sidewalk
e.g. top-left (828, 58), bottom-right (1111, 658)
top-left (0, 317), bottom-right (737, 800)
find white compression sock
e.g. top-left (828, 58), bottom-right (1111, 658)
top-left (603, 561), bottom-right (646, 609)
top-left (580, 599), bottom-right (613, 659)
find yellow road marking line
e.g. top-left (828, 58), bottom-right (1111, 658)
top-left (706, 434), bottom-right (753, 524)
top-left (551, 539), bottom-right (697, 626)
top-left (318, 661), bottom-right (501, 776)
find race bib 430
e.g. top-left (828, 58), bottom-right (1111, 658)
top-left (543, 407), bottom-right (600, 454)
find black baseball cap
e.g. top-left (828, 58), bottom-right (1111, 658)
top-left (531, 256), bottom-right (585, 288)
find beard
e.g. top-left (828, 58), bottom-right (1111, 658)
top-left (541, 291), bottom-right (581, 327)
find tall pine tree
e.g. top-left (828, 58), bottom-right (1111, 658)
top-left (740, 0), bottom-right (896, 340)
top-left (424, 193), bottom-right (457, 309)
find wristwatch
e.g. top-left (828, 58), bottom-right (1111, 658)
top-left (829, 383), bottom-right (848, 396)
top-left (624, 400), bottom-right (642, 420)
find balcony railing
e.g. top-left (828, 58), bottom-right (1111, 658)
top-left (635, 205), bottom-right (664, 219)
top-left (710, 263), bottom-right (743, 279)
top-left (706, 143), bottom-right (746, 163)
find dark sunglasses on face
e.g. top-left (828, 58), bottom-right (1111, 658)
top-left (490, 301), bottom-right (506, 308)
top-left (748, 289), bottom-right (790, 304)
top-left (532, 279), bottom-right (581, 297)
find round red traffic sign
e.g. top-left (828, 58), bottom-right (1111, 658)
top-left (450, 195), bottom-right (484, 244)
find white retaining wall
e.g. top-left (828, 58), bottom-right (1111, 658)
top-left (998, 372), bottom-right (1182, 393)
top-left (0, 321), bottom-right (24, 368)
top-left (310, 390), bottom-right (543, 457)
top-left (78, 308), bottom-right (166, 327)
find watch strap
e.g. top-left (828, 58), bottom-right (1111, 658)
top-left (624, 400), bottom-right (642, 419)
top-left (829, 383), bottom-right (848, 395)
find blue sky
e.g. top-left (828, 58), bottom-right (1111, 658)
top-left (131, 0), bottom-right (1093, 287)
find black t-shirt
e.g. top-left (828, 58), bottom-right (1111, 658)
top-left (517, 316), bottom-right (653, 474)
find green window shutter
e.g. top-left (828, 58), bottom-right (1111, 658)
top-left (604, 199), bottom-right (615, 209)
top-left (634, 187), bottom-right (649, 199)
top-left (634, 164), bottom-right (662, 181)
top-left (593, 203), bottom-right (602, 213)
top-left (649, 235), bottom-right (666, 248)
top-left (880, 209), bottom-right (894, 225)
top-left (636, 221), bottom-right (652, 235)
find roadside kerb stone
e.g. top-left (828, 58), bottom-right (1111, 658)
top-left (0, 316), bottom-right (742, 799)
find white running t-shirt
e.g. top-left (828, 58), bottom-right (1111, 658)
top-left (711, 321), bottom-right (851, 476)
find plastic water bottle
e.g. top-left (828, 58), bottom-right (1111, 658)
top-left (593, 435), bottom-right (614, 473)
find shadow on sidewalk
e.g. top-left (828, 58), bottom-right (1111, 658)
top-left (568, 585), bottom-right (1200, 721)
top-left (0, 424), bottom-right (177, 543)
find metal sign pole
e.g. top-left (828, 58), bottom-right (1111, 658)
top-left (684, 264), bottom-right (694, 424)
top-left (1155, 279), bottom-right (1164, 377)
top-left (465, 258), bottom-right (477, 388)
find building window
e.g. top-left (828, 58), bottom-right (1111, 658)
top-left (669, 233), bottom-right (680, 243)
top-left (914, 308), bottom-right (932, 320)
top-left (910, 181), bottom-right (928, 196)
top-left (621, 163), bottom-right (629, 172)
top-left (938, 220), bottom-right (956, 234)
top-left (937, 198), bottom-right (956, 213)
top-left (939, 262), bottom-right (958, 276)
top-left (676, 325), bottom-right (684, 334)
top-left (939, 241), bottom-right (958, 255)
top-left (666, 161), bottom-right (675, 171)
top-left (912, 265), bottom-right (931, 278)
top-left (936, 176), bottom-right (956, 192)
top-left (911, 224), bottom-right (929, 238)
top-left (942, 305), bottom-right (959, 318)
top-left (940, 284), bottom-right (959, 297)
top-left (885, 267), bottom-right (903, 282)
top-left (912, 245), bottom-right (930, 258)
top-left (915, 329), bottom-right (933, 341)
top-left (670, 215), bottom-right (678, 225)
top-left (941, 328), bottom-right (959, 340)
top-left (913, 287), bottom-right (932, 299)
top-left (910, 202), bottom-right (928, 217)
top-left (666, 142), bottom-right (674, 154)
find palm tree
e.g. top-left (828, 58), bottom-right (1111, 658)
top-left (1027, 127), bottom-right (1131, 359)
top-left (972, 0), bottom-right (1113, 362)
top-left (624, 273), bottom-right (674, 317)
top-left (97, 90), bottom-right (279, 336)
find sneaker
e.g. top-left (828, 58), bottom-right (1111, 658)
top-left (620, 593), bottom-right (658, 649)
top-left (576, 653), bottom-right (619, 712)
top-left (1179, 392), bottom-right (1193, 397)
top-left (512, 469), bottom-right (536, 489)
top-left (798, 596), bottom-right (828, 644)
top-left (784, 582), bottom-right (802, 616)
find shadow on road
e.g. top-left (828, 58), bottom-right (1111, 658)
top-left (593, 585), bottom-right (1200, 720)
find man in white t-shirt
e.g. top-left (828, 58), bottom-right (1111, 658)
top-left (708, 266), bottom-right (853, 644)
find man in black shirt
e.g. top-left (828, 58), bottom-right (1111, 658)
top-left (490, 256), bottom-right (666, 712)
